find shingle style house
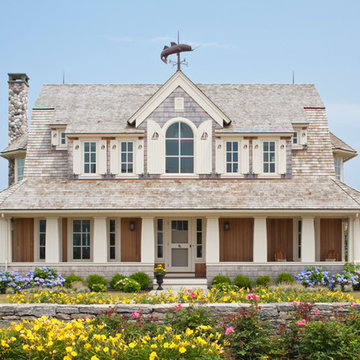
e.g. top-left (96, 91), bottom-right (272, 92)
top-left (1, 71), bottom-right (360, 285)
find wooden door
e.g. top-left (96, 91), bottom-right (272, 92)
top-left (320, 219), bottom-right (342, 261)
top-left (267, 219), bottom-right (293, 261)
top-left (220, 218), bottom-right (254, 261)
top-left (121, 218), bottom-right (141, 262)
top-left (12, 218), bottom-right (34, 262)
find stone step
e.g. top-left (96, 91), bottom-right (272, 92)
top-left (153, 277), bottom-right (208, 290)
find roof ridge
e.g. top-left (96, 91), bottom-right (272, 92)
top-left (331, 178), bottom-right (360, 207)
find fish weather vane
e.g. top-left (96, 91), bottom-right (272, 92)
top-left (161, 32), bottom-right (193, 71)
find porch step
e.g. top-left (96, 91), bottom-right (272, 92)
top-left (165, 272), bottom-right (196, 278)
top-left (153, 277), bottom-right (208, 291)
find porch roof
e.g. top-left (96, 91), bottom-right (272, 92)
top-left (0, 176), bottom-right (359, 211)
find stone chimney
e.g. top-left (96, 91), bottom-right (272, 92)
top-left (8, 73), bottom-right (29, 144)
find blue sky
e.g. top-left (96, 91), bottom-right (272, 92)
top-left (0, 0), bottom-right (359, 189)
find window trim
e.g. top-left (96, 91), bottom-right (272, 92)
top-left (222, 138), bottom-right (243, 177)
top-left (161, 117), bottom-right (198, 177)
top-left (260, 139), bottom-right (278, 177)
top-left (77, 139), bottom-right (101, 178)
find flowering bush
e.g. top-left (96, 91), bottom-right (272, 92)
top-left (115, 278), bottom-right (141, 293)
top-left (0, 271), bottom-right (24, 293)
top-left (331, 271), bottom-right (359, 291)
top-left (344, 263), bottom-right (360, 290)
top-left (154, 264), bottom-right (166, 275)
top-left (295, 266), bottom-right (331, 287)
top-left (23, 267), bottom-right (65, 288)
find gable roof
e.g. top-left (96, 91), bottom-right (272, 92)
top-left (330, 132), bottom-right (357, 161)
top-left (32, 74), bottom-right (324, 134)
top-left (0, 134), bottom-right (27, 158)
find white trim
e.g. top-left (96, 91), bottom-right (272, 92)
top-left (128, 71), bottom-right (230, 127)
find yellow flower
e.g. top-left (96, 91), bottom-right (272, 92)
top-left (91, 357), bottom-right (99, 360)
top-left (103, 347), bottom-right (109, 353)
top-left (185, 328), bottom-right (194, 336)
top-left (84, 343), bottom-right (91, 349)
top-left (71, 351), bottom-right (77, 357)
top-left (163, 342), bottom-right (169, 348)
top-left (151, 344), bottom-right (157, 349)
top-left (63, 356), bottom-right (72, 360)
top-left (23, 344), bottom-right (29, 350)
top-left (179, 346), bottom-right (187, 353)
top-left (149, 352), bottom-right (157, 360)
top-left (66, 346), bottom-right (73, 353)
top-left (129, 342), bottom-right (137, 348)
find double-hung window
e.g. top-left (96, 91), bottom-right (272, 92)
top-left (225, 141), bottom-right (239, 173)
top-left (39, 219), bottom-right (46, 260)
top-left (84, 142), bottom-right (97, 174)
top-left (263, 141), bottom-right (276, 173)
top-left (16, 158), bottom-right (25, 182)
top-left (166, 122), bottom-right (194, 173)
top-left (73, 220), bottom-right (91, 260)
top-left (334, 157), bottom-right (342, 181)
top-left (121, 142), bottom-right (134, 174)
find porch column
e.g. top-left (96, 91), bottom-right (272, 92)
top-left (348, 217), bottom-right (354, 263)
top-left (353, 215), bottom-right (360, 263)
top-left (206, 217), bottom-right (219, 263)
top-left (93, 217), bottom-right (108, 263)
top-left (0, 217), bottom-right (8, 265)
top-left (141, 217), bottom-right (155, 263)
top-left (253, 217), bottom-right (267, 262)
top-left (301, 217), bottom-right (315, 262)
top-left (45, 217), bottom-right (60, 263)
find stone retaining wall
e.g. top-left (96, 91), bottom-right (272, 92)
top-left (0, 302), bottom-right (356, 327)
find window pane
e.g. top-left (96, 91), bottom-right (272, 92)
top-left (226, 153), bottom-right (232, 162)
top-left (197, 219), bottom-right (202, 231)
top-left (166, 140), bottom-right (179, 155)
top-left (73, 247), bottom-right (81, 259)
top-left (128, 164), bottom-right (133, 173)
top-left (233, 163), bottom-right (238, 172)
top-left (84, 153), bottom-right (89, 162)
top-left (73, 220), bottom-right (81, 232)
top-left (233, 142), bottom-right (238, 151)
top-left (157, 246), bottom-right (163, 258)
top-left (91, 153), bottom-right (96, 162)
top-left (270, 163), bottom-right (275, 173)
top-left (84, 142), bottom-right (89, 152)
top-left (166, 157), bottom-right (179, 173)
top-left (263, 142), bottom-right (268, 151)
top-left (157, 232), bottom-right (163, 245)
top-left (264, 153), bottom-right (268, 162)
top-left (197, 246), bottom-right (202, 258)
top-left (90, 164), bottom-right (96, 173)
top-left (180, 122), bottom-right (193, 138)
top-left (82, 220), bottom-right (90, 232)
top-left (157, 219), bottom-right (163, 231)
top-left (128, 153), bottom-right (133, 162)
top-left (91, 142), bottom-right (96, 152)
top-left (40, 247), bottom-right (45, 260)
top-left (110, 219), bottom-right (115, 233)
top-left (110, 247), bottom-right (115, 260)
top-left (82, 233), bottom-right (90, 246)
top-left (270, 142), bottom-right (275, 151)
top-left (84, 164), bottom-right (89, 173)
top-left (197, 232), bottom-right (202, 244)
top-left (128, 142), bottom-right (133, 151)
top-left (73, 234), bottom-right (81, 246)
top-left (226, 142), bottom-right (232, 151)
top-left (180, 158), bottom-right (193, 173)
top-left (166, 123), bottom-right (179, 138)
top-left (180, 140), bottom-right (193, 155)
top-left (264, 163), bottom-right (269, 173)
top-left (39, 234), bottom-right (46, 246)
top-left (82, 247), bottom-right (90, 259)
top-left (39, 220), bottom-right (46, 233)
top-left (110, 234), bottom-right (115, 246)
top-left (233, 153), bottom-right (238, 162)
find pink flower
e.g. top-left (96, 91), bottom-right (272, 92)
top-left (291, 301), bottom-right (298, 306)
top-left (296, 319), bottom-right (307, 326)
top-left (314, 311), bottom-right (319, 315)
top-left (132, 312), bottom-right (140, 319)
top-left (174, 304), bottom-right (183, 311)
top-left (187, 289), bottom-right (193, 293)
top-left (352, 304), bottom-right (357, 307)
top-left (191, 292), bottom-right (196, 298)
top-left (225, 326), bottom-right (235, 335)
top-left (246, 294), bottom-right (260, 301)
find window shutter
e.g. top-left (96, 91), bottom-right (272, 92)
top-left (98, 140), bottom-right (107, 175)
top-left (215, 138), bottom-right (224, 174)
top-left (135, 138), bottom-right (144, 175)
top-left (252, 139), bottom-right (261, 174)
top-left (73, 140), bottom-right (81, 175)
top-left (147, 120), bottom-right (164, 174)
top-left (110, 140), bottom-right (118, 175)
top-left (241, 139), bottom-right (249, 174)
top-left (196, 120), bottom-right (212, 174)
top-left (300, 129), bottom-right (307, 145)
top-left (51, 130), bottom-right (59, 146)
top-left (278, 140), bottom-right (287, 174)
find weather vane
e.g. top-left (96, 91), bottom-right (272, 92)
top-left (161, 32), bottom-right (193, 71)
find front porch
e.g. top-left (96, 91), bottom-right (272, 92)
top-left (1, 213), bottom-right (360, 284)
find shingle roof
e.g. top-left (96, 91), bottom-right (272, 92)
top-left (0, 177), bottom-right (359, 210)
top-left (330, 132), bottom-right (357, 160)
top-left (1, 134), bottom-right (27, 156)
top-left (33, 82), bottom-right (324, 133)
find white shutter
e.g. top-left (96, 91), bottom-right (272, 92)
top-left (241, 139), bottom-right (249, 174)
top-left (110, 139), bottom-right (119, 175)
top-left (51, 130), bottom-right (59, 146)
top-left (215, 138), bottom-right (224, 174)
top-left (300, 129), bottom-right (307, 145)
top-left (147, 120), bottom-right (164, 174)
top-left (278, 139), bottom-right (287, 174)
top-left (135, 138), bottom-right (144, 175)
top-left (252, 139), bottom-right (261, 174)
top-left (98, 140), bottom-right (107, 175)
top-left (196, 120), bottom-right (212, 174)
top-left (73, 140), bottom-right (81, 175)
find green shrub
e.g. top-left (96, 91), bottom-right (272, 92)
top-left (110, 274), bottom-right (126, 290)
top-left (64, 274), bottom-right (85, 288)
top-left (211, 275), bottom-right (231, 287)
top-left (276, 272), bottom-right (295, 284)
top-left (86, 274), bottom-right (107, 291)
top-left (129, 272), bottom-right (151, 290)
top-left (255, 275), bottom-right (273, 288)
top-left (233, 274), bottom-right (252, 289)
top-left (91, 283), bottom-right (107, 293)
top-left (115, 278), bottom-right (141, 293)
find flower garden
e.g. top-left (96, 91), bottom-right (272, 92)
top-left (0, 265), bottom-right (360, 359)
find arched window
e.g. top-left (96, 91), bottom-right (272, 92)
top-left (165, 122), bottom-right (194, 173)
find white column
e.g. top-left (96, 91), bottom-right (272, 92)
top-left (253, 217), bottom-right (267, 262)
top-left (301, 217), bottom-right (315, 262)
top-left (0, 217), bottom-right (8, 264)
top-left (141, 217), bottom-right (155, 263)
top-left (348, 218), bottom-right (354, 263)
top-left (93, 217), bottom-right (108, 263)
top-left (206, 217), bottom-right (219, 263)
top-left (353, 215), bottom-right (360, 263)
top-left (45, 217), bottom-right (60, 263)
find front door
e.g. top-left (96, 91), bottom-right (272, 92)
top-left (168, 220), bottom-right (191, 272)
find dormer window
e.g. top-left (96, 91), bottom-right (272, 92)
top-left (61, 132), bottom-right (66, 146)
top-left (51, 127), bottom-right (67, 149)
top-left (121, 142), bottom-right (134, 173)
top-left (84, 142), bottom-right (97, 174)
top-left (226, 141), bottom-right (239, 173)
top-left (263, 141), bottom-right (276, 173)
top-left (165, 122), bottom-right (194, 173)
top-left (293, 131), bottom-right (298, 144)
top-left (16, 157), bottom-right (25, 182)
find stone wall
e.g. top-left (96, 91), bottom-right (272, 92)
top-left (0, 302), bottom-right (356, 327)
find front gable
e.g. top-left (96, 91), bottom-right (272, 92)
top-left (127, 71), bottom-right (231, 128)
